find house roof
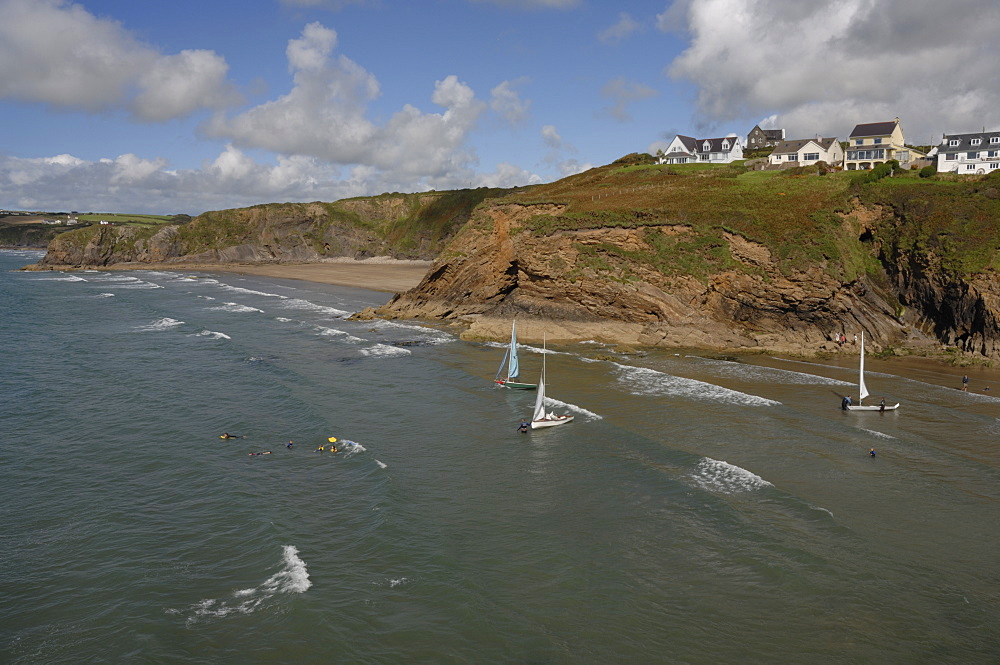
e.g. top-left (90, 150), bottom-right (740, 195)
top-left (772, 137), bottom-right (839, 154)
top-left (697, 136), bottom-right (741, 152)
top-left (850, 120), bottom-right (898, 138)
top-left (938, 132), bottom-right (1000, 151)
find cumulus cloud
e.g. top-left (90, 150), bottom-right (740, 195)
top-left (205, 22), bottom-right (487, 180)
top-left (490, 79), bottom-right (532, 126)
top-left (664, 0), bottom-right (1000, 140)
top-left (0, 0), bottom-right (239, 121)
top-left (539, 125), bottom-right (591, 176)
top-left (599, 77), bottom-right (658, 122)
top-left (598, 12), bottom-right (641, 44)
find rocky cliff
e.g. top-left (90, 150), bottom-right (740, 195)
top-left (31, 189), bottom-right (504, 268)
top-left (376, 161), bottom-right (1000, 359)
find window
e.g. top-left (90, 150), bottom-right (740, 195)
top-left (946, 153), bottom-right (957, 160)
top-left (992, 163), bottom-right (998, 169)
top-left (949, 139), bottom-right (960, 146)
top-left (972, 138), bottom-right (982, 145)
top-left (855, 139), bottom-right (863, 145)
top-left (803, 153), bottom-right (820, 161)
top-left (968, 152), bottom-right (978, 159)
top-left (991, 137), bottom-right (1000, 144)
top-left (989, 151), bottom-right (998, 158)
top-left (874, 138), bottom-right (882, 144)
top-left (966, 164), bottom-right (976, 170)
top-left (786, 154), bottom-right (796, 160)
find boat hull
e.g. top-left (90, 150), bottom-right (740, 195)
top-left (846, 403), bottom-right (899, 411)
top-left (531, 415), bottom-right (574, 429)
top-left (495, 379), bottom-right (537, 390)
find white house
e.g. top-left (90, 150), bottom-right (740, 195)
top-left (658, 134), bottom-right (743, 164)
top-left (767, 137), bottom-right (843, 167)
top-left (935, 131), bottom-right (1000, 174)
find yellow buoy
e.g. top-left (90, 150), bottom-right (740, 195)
top-left (328, 437), bottom-right (338, 443)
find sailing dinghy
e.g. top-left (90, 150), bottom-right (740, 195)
top-left (846, 331), bottom-right (899, 411)
top-left (494, 320), bottom-right (536, 390)
top-left (530, 335), bottom-right (573, 429)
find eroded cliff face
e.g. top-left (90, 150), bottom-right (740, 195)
top-left (378, 200), bottom-right (1000, 357)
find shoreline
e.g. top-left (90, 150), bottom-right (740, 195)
top-left (19, 257), bottom-right (1000, 383)
top-left (26, 258), bottom-right (432, 294)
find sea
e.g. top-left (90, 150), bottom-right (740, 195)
top-left (2, 248), bottom-right (999, 664)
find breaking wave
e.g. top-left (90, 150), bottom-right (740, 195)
top-left (614, 363), bottom-right (780, 407)
top-left (689, 458), bottom-right (773, 494)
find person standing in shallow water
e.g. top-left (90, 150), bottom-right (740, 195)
top-left (870, 448), bottom-right (876, 457)
top-left (962, 375), bottom-right (969, 391)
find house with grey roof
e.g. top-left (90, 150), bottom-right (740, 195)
top-left (844, 118), bottom-right (925, 170)
top-left (935, 131), bottom-right (1000, 175)
top-left (767, 137), bottom-right (843, 168)
top-left (657, 134), bottom-right (743, 164)
top-left (747, 125), bottom-right (785, 149)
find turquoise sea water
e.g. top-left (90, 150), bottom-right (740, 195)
top-left (1, 249), bottom-right (999, 664)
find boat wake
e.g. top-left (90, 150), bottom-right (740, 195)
top-left (688, 457), bottom-right (773, 494)
top-left (167, 545), bottom-right (311, 624)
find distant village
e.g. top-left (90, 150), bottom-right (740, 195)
top-left (656, 117), bottom-right (1000, 176)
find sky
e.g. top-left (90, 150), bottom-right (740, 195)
top-left (1, 0), bottom-right (999, 215)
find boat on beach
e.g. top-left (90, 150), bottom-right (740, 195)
top-left (846, 331), bottom-right (899, 411)
top-left (494, 320), bottom-right (536, 390)
top-left (530, 335), bottom-right (573, 429)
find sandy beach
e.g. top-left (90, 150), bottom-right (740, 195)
top-left (92, 258), bottom-right (432, 293)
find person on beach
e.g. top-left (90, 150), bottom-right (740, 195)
top-left (879, 398), bottom-right (886, 413)
top-left (870, 448), bottom-right (876, 457)
top-left (962, 375), bottom-right (969, 391)
top-left (518, 419), bottom-right (529, 433)
top-left (842, 396), bottom-right (852, 410)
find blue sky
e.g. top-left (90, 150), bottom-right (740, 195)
top-left (1, 0), bottom-right (998, 215)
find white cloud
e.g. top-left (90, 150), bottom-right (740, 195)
top-left (599, 77), bottom-right (658, 122)
top-left (206, 23), bottom-right (487, 181)
top-left (599, 12), bottom-right (641, 44)
top-left (0, 0), bottom-right (238, 121)
top-left (666, 0), bottom-right (1000, 140)
top-left (541, 125), bottom-right (564, 149)
top-left (490, 79), bottom-right (532, 126)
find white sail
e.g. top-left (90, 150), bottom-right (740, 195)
top-left (508, 320), bottom-right (520, 380)
top-left (858, 331), bottom-right (870, 402)
top-left (532, 375), bottom-right (547, 421)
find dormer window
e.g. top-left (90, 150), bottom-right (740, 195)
top-left (950, 139), bottom-right (960, 146)
top-left (703, 141), bottom-right (711, 151)
top-left (972, 138), bottom-right (982, 145)
top-left (991, 137), bottom-right (999, 144)
top-left (722, 140), bottom-right (729, 150)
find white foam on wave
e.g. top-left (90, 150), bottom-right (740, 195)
top-left (115, 281), bottom-right (163, 289)
top-left (33, 274), bottom-right (87, 282)
top-left (216, 284), bottom-right (288, 299)
top-left (315, 325), bottom-right (367, 343)
top-left (133, 317), bottom-right (184, 332)
top-left (210, 302), bottom-right (264, 314)
top-left (337, 440), bottom-right (366, 457)
top-left (542, 396), bottom-right (601, 420)
top-left (859, 427), bottom-right (895, 440)
top-left (359, 343), bottom-right (411, 358)
top-left (368, 319), bottom-right (455, 345)
top-left (614, 363), bottom-right (780, 407)
top-left (90, 274), bottom-right (142, 282)
top-left (193, 330), bottom-right (232, 340)
top-left (281, 298), bottom-right (350, 317)
top-left (689, 457), bottom-right (773, 494)
top-left (96, 293), bottom-right (115, 298)
top-left (690, 356), bottom-right (851, 386)
top-left (375, 459), bottom-right (387, 469)
top-left (170, 545), bottom-right (311, 624)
